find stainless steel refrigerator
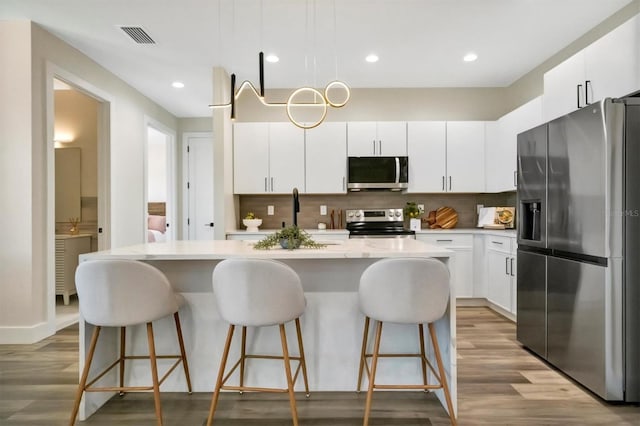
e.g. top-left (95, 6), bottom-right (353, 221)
top-left (516, 97), bottom-right (640, 402)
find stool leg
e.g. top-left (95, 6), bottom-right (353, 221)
top-left (279, 323), bottom-right (299, 426)
top-left (239, 326), bottom-right (247, 394)
top-left (419, 323), bottom-right (428, 389)
top-left (146, 322), bottom-right (163, 426)
top-left (69, 325), bottom-right (101, 426)
top-left (174, 312), bottom-right (193, 394)
top-left (428, 323), bottom-right (456, 426)
top-left (294, 318), bottom-right (310, 397)
top-left (119, 326), bottom-right (126, 396)
top-left (363, 321), bottom-right (382, 426)
top-left (357, 316), bottom-right (370, 393)
top-left (207, 324), bottom-right (235, 426)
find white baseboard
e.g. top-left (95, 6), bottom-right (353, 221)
top-left (0, 321), bottom-right (55, 344)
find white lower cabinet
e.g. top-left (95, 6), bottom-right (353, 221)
top-left (485, 235), bottom-right (517, 314)
top-left (417, 233), bottom-right (473, 298)
top-left (56, 234), bottom-right (92, 305)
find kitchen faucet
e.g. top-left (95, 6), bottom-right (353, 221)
top-left (292, 187), bottom-right (300, 227)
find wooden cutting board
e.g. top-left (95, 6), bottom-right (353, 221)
top-left (433, 206), bottom-right (458, 229)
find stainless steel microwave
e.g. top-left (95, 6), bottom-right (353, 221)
top-left (347, 156), bottom-right (408, 191)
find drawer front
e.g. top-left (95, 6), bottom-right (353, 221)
top-left (417, 233), bottom-right (473, 247)
top-left (486, 235), bottom-right (512, 253)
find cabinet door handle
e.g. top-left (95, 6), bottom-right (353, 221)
top-left (577, 84), bottom-right (583, 108)
top-left (514, 170), bottom-right (517, 187)
top-left (492, 241), bottom-right (503, 245)
top-left (372, 140), bottom-right (376, 155)
top-left (510, 257), bottom-right (515, 276)
top-left (442, 176), bottom-right (445, 191)
top-left (449, 176), bottom-right (452, 191)
top-left (505, 257), bottom-right (510, 275)
top-left (379, 140), bottom-right (382, 155)
top-left (264, 177), bottom-right (268, 192)
top-left (436, 239), bottom-right (453, 242)
top-left (342, 176), bottom-right (346, 191)
top-left (585, 80), bottom-right (591, 105)
top-left (270, 177), bottom-right (274, 192)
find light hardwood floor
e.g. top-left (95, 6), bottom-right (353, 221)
top-left (1, 307), bottom-right (638, 425)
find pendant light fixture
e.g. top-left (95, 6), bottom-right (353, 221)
top-left (209, 0), bottom-right (350, 129)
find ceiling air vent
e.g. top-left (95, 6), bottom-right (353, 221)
top-left (119, 26), bottom-right (155, 44)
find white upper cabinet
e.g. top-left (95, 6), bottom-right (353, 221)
top-left (485, 96), bottom-right (543, 193)
top-left (233, 122), bottom-right (304, 194)
top-left (269, 123), bottom-right (305, 193)
top-left (543, 16), bottom-right (639, 122)
top-left (445, 121), bottom-right (485, 193)
top-left (407, 121), bottom-right (447, 192)
top-left (584, 15), bottom-right (639, 104)
top-left (233, 122), bottom-right (270, 194)
top-left (407, 121), bottom-right (485, 193)
top-left (347, 121), bottom-right (407, 156)
top-left (305, 122), bottom-right (347, 194)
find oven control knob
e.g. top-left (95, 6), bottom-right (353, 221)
top-left (347, 211), bottom-right (354, 218)
top-left (355, 211), bottom-right (362, 218)
top-left (394, 211), bottom-right (402, 217)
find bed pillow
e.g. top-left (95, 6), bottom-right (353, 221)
top-left (148, 215), bottom-right (166, 232)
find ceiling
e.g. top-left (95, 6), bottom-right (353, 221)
top-left (0, 0), bottom-right (633, 117)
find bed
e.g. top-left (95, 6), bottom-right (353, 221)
top-left (147, 202), bottom-right (167, 242)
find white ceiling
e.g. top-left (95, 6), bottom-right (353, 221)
top-left (0, 0), bottom-right (633, 117)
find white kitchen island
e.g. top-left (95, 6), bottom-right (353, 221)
top-left (77, 238), bottom-right (456, 420)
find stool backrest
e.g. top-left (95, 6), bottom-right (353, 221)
top-left (359, 257), bottom-right (450, 324)
top-left (212, 258), bottom-right (305, 326)
top-left (75, 260), bottom-right (180, 326)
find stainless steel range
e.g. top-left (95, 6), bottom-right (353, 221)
top-left (346, 208), bottom-right (415, 239)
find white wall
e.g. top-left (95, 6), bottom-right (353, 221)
top-left (0, 21), bottom-right (179, 343)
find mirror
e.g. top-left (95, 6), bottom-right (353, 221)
top-left (55, 147), bottom-right (81, 222)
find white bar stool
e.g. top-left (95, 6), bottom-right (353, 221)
top-left (70, 259), bottom-right (192, 426)
top-left (357, 257), bottom-right (456, 426)
top-left (207, 258), bottom-right (310, 426)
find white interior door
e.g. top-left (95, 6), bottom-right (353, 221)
top-left (184, 133), bottom-right (214, 240)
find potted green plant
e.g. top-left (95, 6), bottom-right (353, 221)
top-left (404, 202), bottom-right (424, 231)
top-left (253, 225), bottom-right (326, 250)
top-left (242, 212), bottom-right (262, 231)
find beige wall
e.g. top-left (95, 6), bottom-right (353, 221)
top-left (0, 21), bottom-right (38, 334)
top-left (235, 87), bottom-right (510, 122)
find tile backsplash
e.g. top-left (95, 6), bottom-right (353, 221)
top-left (239, 192), bottom-right (516, 230)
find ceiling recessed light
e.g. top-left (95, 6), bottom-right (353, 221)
top-left (265, 54), bottom-right (279, 63)
top-left (172, 81), bottom-right (185, 88)
top-left (463, 53), bottom-right (478, 62)
top-left (365, 54), bottom-right (379, 63)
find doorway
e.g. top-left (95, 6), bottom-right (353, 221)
top-left (145, 119), bottom-right (176, 242)
top-left (47, 66), bottom-right (112, 334)
top-left (182, 132), bottom-right (215, 240)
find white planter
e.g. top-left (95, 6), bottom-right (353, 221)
top-left (242, 219), bottom-right (263, 232)
top-left (409, 218), bottom-right (421, 231)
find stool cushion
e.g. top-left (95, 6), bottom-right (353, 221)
top-left (75, 260), bottom-right (182, 327)
top-left (212, 258), bottom-right (305, 326)
top-left (359, 257), bottom-right (450, 324)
